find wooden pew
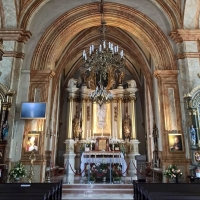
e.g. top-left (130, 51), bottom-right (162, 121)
top-left (0, 181), bottom-right (62, 200)
top-left (133, 182), bottom-right (200, 200)
top-left (0, 193), bottom-right (47, 200)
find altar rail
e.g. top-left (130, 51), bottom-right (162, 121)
top-left (133, 182), bottom-right (200, 200)
top-left (0, 181), bottom-right (62, 200)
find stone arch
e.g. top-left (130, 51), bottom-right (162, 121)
top-left (30, 2), bottom-right (175, 72)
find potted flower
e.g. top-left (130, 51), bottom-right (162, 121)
top-left (164, 164), bottom-right (182, 183)
top-left (112, 163), bottom-right (122, 183)
top-left (85, 163), bottom-right (97, 183)
top-left (8, 162), bottom-right (27, 182)
top-left (99, 163), bottom-right (108, 182)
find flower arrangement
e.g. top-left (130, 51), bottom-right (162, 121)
top-left (112, 163), bottom-right (122, 178)
top-left (164, 164), bottom-right (182, 179)
top-left (8, 162), bottom-right (27, 179)
top-left (86, 163), bottom-right (98, 181)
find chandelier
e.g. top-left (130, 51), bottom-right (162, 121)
top-left (82, 0), bottom-right (125, 106)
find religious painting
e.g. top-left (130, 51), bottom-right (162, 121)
top-left (25, 132), bottom-right (40, 152)
top-left (168, 134), bottom-right (183, 152)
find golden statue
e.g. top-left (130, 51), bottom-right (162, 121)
top-left (86, 69), bottom-right (96, 90)
top-left (106, 66), bottom-right (115, 90)
top-left (117, 71), bottom-right (125, 85)
top-left (72, 113), bottom-right (82, 138)
top-left (123, 113), bottom-right (131, 139)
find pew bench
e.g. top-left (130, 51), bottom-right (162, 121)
top-left (133, 182), bottom-right (200, 200)
top-left (0, 181), bottom-right (62, 200)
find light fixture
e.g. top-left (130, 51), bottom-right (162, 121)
top-left (90, 78), bottom-right (113, 107)
top-left (82, 0), bottom-right (125, 106)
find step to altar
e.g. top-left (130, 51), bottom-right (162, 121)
top-left (62, 183), bottom-right (133, 200)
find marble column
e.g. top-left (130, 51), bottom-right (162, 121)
top-left (64, 85), bottom-right (79, 183)
top-left (126, 80), bottom-right (138, 140)
top-left (63, 139), bottom-right (75, 184)
top-left (128, 140), bottom-right (140, 180)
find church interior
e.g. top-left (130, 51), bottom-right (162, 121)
top-left (0, 0), bottom-right (200, 199)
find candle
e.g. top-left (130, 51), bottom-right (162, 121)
top-left (87, 130), bottom-right (88, 139)
top-left (90, 130), bottom-right (91, 138)
top-left (112, 130), bottom-right (114, 138)
top-left (93, 131), bottom-right (94, 139)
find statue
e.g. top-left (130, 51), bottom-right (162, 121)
top-left (68, 78), bottom-right (77, 88)
top-left (190, 125), bottom-right (196, 146)
top-left (117, 71), bottom-right (125, 85)
top-left (123, 113), bottom-right (131, 139)
top-left (152, 123), bottom-right (159, 151)
top-left (106, 66), bottom-right (115, 90)
top-left (2, 121), bottom-right (9, 141)
top-left (72, 113), bottom-right (82, 139)
top-left (86, 69), bottom-right (96, 89)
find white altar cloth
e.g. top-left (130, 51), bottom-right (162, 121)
top-left (80, 151), bottom-right (127, 176)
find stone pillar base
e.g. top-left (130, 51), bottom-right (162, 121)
top-left (63, 139), bottom-right (76, 184)
top-left (128, 139), bottom-right (140, 180)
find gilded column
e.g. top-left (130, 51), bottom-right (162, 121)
top-left (118, 97), bottom-right (123, 139)
top-left (130, 96), bottom-right (136, 139)
top-left (67, 97), bottom-right (74, 139)
top-left (81, 98), bottom-right (87, 139)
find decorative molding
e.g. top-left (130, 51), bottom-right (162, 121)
top-left (170, 29), bottom-right (200, 43)
top-left (176, 52), bottom-right (200, 59)
top-left (3, 51), bottom-right (25, 59)
top-left (0, 29), bottom-right (31, 43)
top-left (30, 70), bottom-right (55, 83)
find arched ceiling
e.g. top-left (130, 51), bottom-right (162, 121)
top-left (0, 0), bottom-right (195, 91)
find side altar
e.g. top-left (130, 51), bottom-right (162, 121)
top-left (80, 151), bottom-right (127, 176)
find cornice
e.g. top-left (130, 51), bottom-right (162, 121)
top-left (176, 52), bottom-right (200, 59)
top-left (30, 69), bottom-right (55, 83)
top-left (3, 51), bottom-right (25, 59)
top-left (154, 70), bottom-right (179, 79)
top-left (0, 29), bottom-right (32, 43)
top-left (170, 29), bottom-right (200, 43)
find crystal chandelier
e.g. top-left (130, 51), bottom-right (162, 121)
top-left (90, 78), bottom-right (113, 107)
top-left (82, 0), bottom-right (125, 106)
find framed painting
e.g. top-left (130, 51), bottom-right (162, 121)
top-left (168, 134), bottom-right (183, 152)
top-left (25, 132), bottom-right (40, 152)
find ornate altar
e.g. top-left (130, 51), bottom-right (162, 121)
top-left (80, 151), bottom-right (127, 176)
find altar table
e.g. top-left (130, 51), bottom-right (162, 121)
top-left (80, 151), bottom-right (127, 176)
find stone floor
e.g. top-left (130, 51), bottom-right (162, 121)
top-left (51, 175), bottom-right (134, 200)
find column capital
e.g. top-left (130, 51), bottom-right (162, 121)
top-left (0, 29), bottom-right (32, 43)
top-left (170, 29), bottom-right (200, 43)
top-left (30, 69), bottom-right (55, 83)
top-left (154, 70), bottom-right (179, 80)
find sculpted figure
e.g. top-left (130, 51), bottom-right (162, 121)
top-left (72, 114), bottom-right (82, 138)
top-left (123, 114), bottom-right (131, 139)
top-left (68, 78), bottom-right (77, 88)
top-left (117, 71), bottom-right (125, 85)
top-left (86, 69), bottom-right (96, 89)
top-left (106, 66), bottom-right (115, 90)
